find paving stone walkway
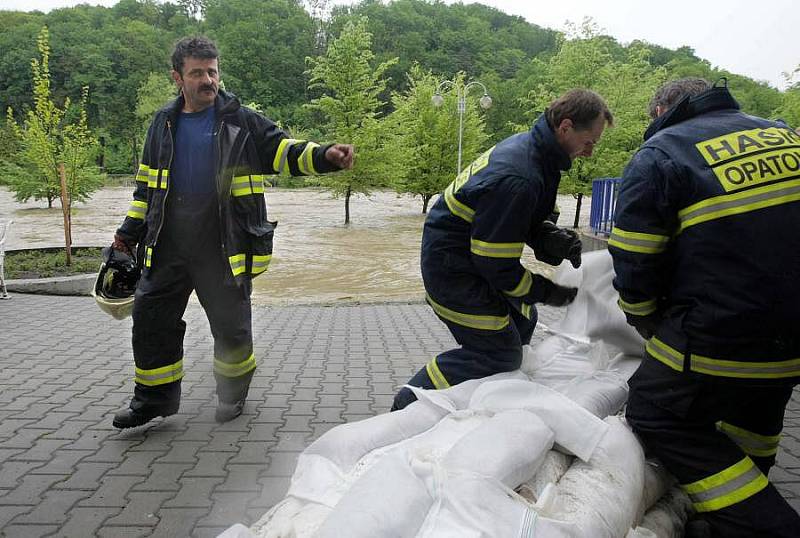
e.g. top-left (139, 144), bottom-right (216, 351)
top-left (1, 295), bottom-right (798, 537)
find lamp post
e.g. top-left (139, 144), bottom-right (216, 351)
top-left (432, 79), bottom-right (492, 174)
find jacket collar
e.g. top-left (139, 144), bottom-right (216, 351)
top-left (643, 84), bottom-right (740, 140)
top-left (532, 113), bottom-right (572, 172)
top-left (161, 88), bottom-right (241, 121)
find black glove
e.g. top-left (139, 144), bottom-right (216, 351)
top-left (530, 221), bottom-right (582, 268)
top-left (625, 312), bottom-right (660, 340)
top-left (534, 275), bottom-right (578, 307)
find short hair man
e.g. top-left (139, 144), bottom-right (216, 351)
top-left (610, 78), bottom-right (800, 537)
top-left (392, 89), bottom-right (612, 410)
top-left (111, 36), bottom-right (353, 428)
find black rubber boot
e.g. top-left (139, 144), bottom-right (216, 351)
top-left (215, 398), bottom-right (245, 423)
top-left (112, 404), bottom-right (178, 429)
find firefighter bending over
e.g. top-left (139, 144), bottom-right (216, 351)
top-left (392, 89), bottom-right (612, 410)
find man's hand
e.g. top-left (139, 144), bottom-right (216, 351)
top-left (531, 274), bottom-right (577, 307)
top-left (542, 281), bottom-right (578, 307)
top-left (325, 144), bottom-right (354, 170)
top-left (111, 233), bottom-right (135, 257)
top-left (531, 221), bottom-right (582, 268)
top-left (625, 312), bottom-right (660, 340)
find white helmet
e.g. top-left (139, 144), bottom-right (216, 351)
top-left (93, 246), bottom-right (139, 320)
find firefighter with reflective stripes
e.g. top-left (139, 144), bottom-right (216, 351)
top-left (392, 89), bottom-right (613, 410)
top-left (111, 37), bottom-right (353, 429)
top-left (610, 78), bottom-right (800, 537)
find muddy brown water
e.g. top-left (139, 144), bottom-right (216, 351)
top-left (1, 186), bottom-right (589, 305)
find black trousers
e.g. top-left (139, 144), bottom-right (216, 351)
top-left (130, 194), bottom-right (255, 412)
top-left (392, 303), bottom-right (536, 410)
top-left (626, 357), bottom-right (800, 538)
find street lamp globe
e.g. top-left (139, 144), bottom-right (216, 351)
top-left (431, 93), bottom-right (445, 107)
top-left (479, 94), bottom-right (493, 110)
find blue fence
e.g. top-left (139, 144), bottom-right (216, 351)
top-left (590, 177), bottom-right (620, 236)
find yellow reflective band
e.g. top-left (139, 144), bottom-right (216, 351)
top-left (251, 254), bottom-right (271, 275)
top-left (135, 359), bottom-right (184, 386)
top-left (608, 227), bottom-right (670, 254)
top-left (273, 138), bottom-right (302, 175)
top-left (229, 253), bottom-right (246, 276)
top-left (717, 422), bottom-right (781, 458)
top-left (426, 294), bottom-right (509, 331)
top-left (648, 337), bottom-right (800, 379)
top-left (682, 457), bottom-right (768, 513)
top-left (136, 164), bottom-right (150, 183)
top-left (214, 353), bottom-right (256, 378)
top-left (126, 200), bottom-right (147, 220)
top-left (231, 175), bottom-right (266, 196)
top-left (426, 357), bottom-right (450, 389)
top-left (144, 247), bottom-right (153, 268)
top-left (504, 271), bottom-right (532, 298)
top-left (618, 297), bottom-right (658, 316)
top-left (147, 168), bottom-right (169, 189)
top-left (298, 142), bottom-right (319, 175)
top-left (677, 178), bottom-right (800, 234)
top-left (521, 302), bottom-right (533, 320)
top-left (444, 183), bottom-right (475, 223)
top-left (689, 353), bottom-right (800, 379)
top-left (646, 337), bottom-right (684, 372)
top-left (470, 238), bottom-right (524, 259)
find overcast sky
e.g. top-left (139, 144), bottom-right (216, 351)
top-left (2, 0), bottom-right (798, 89)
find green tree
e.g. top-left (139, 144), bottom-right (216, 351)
top-left (305, 16), bottom-right (397, 223)
top-left (517, 20), bottom-right (665, 225)
top-left (389, 66), bottom-right (488, 212)
top-left (135, 72), bottom-right (176, 150)
top-left (5, 27), bottom-right (104, 260)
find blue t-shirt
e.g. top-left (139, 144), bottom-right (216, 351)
top-left (171, 106), bottom-right (216, 194)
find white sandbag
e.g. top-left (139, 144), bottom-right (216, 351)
top-left (303, 395), bottom-right (448, 471)
top-left (543, 416), bottom-right (646, 538)
top-left (442, 409), bottom-right (554, 488)
top-left (418, 471), bottom-right (552, 538)
top-left (315, 452), bottom-right (433, 538)
top-left (636, 460), bottom-right (676, 523)
top-left (516, 450), bottom-right (574, 502)
top-left (638, 487), bottom-right (693, 538)
top-left (467, 379), bottom-right (608, 462)
top-left (551, 250), bottom-right (645, 357)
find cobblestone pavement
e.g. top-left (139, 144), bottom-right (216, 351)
top-left (1, 295), bottom-right (799, 537)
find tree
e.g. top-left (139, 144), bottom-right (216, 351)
top-left (134, 72), bottom-right (176, 160)
top-left (4, 27), bottom-right (104, 261)
top-left (305, 16), bottom-right (397, 223)
top-left (516, 20), bottom-right (666, 226)
top-left (389, 66), bottom-right (488, 213)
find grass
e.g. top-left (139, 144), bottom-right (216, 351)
top-left (5, 247), bottom-right (103, 279)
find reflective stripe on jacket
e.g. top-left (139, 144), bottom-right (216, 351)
top-left (421, 114), bottom-right (571, 326)
top-left (117, 90), bottom-right (336, 283)
top-left (610, 86), bottom-right (800, 376)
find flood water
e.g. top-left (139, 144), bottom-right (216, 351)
top-left (1, 186), bottom-right (589, 305)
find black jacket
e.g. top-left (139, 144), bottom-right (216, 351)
top-left (421, 114), bottom-right (571, 326)
top-left (117, 90), bottom-right (337, 284)
top-left (610, 85), bottom-right (800, 379)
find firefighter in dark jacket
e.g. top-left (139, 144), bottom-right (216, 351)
top-left (111, 37), bottom-right (353, 428)
top-left (610, 78), bottom-right (800, 537)
top-left (392, 89), bottom-right (613, 410)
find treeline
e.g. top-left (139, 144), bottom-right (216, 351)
top-left (1, 0), bottom-right (799, 217)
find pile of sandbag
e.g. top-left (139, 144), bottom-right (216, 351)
top-left (220, 251), bottom-right (693, 538)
